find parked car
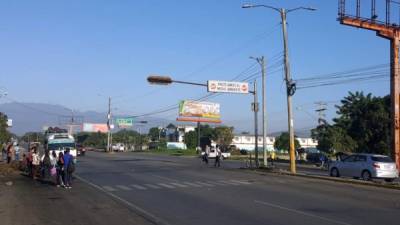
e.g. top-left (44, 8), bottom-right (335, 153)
top-left (329, 153), bottom-right (399, 182)
top-left (76, 144), bottom-right (86, 156)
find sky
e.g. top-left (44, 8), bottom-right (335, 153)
top-left (0, 0), bottom-right (394, 134)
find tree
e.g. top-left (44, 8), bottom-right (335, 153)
top-left (148, 127), bottom-right (164, 141)
top-left (311, 124), bottom-right (357, 153)
top-left (334, 92), bottom-right (391, 155)
top-left (0, 112), bottom-right (11, 143)
top-left (184, 131), bottom-right (197, 149)
top-left (274, 132), bottom-right (300, 151)
top-left (212, 126), bottom-right (234, 150)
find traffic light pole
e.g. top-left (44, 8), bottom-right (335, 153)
top-left (253, 80), bottom-right (259, 168)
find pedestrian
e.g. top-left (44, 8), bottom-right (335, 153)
top-left (214, 145), bottom-right (221, 167)
top-left (31, 147), bottom-right (40, 179)
top-left (270, 151), bottom-right (276, 166)
top-left (204, 145), bottom-right (210, 164)
top-left (63, 148), bottom-right (74, 189)
top-left (1, 142), bottom-right (6, 161)
top-left (6, 142), bottom-right (13, 164)
top-left (56, 152), bottom-right (65, 187)
top-left (27, 148), bottom-right (33, 177)
top-left (41, 150), bottom-right (52, 180)
top-left (14, 143), bottom-right (20, 161)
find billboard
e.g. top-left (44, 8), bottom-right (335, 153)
top-left (115, 118), bottom-right (134, 128)
top-left (179, 100), bottom-right (220, 119)
top-left (82, 123), bottom-right (108, 133)
top-left (207, 80), bottom-right (249, 94)
top-left (6, 119), bottom-right (12, 127)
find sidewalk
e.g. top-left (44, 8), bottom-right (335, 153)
top-left (0, 163), bottom-right (153, 225)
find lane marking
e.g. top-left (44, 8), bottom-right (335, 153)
top-left (157, 183), bottom-right (176, 189)
top-left (144, 184), bottom-right (162, 189)
top-left (182, 182), bottom-right (202, 187)
top-left (255, 200), bottom-right (353, 225)
top-left (116, 185), bottom-right (132, 191)
top-left (103, 186), bottom-right (117, 192)
top-left (230, 180), bottom-right (252, 185)
top-left (195, 181), bottom-right (214, 187)
top-left (170, 182), bottom-right (188, 188)
top-left (206, 181), bottom-right (228, 186)
top-left (219, 180), bottom-right (241, 186)
top-left (75, 175), bottom-right (171, 225)
top-left (131, 184), bottom-right (147, 190)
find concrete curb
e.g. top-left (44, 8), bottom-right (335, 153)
top-left (247, 168), bottom-right (400, 191)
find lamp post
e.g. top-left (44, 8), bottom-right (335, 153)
top-left (242, 3), bottom-right (316, 173)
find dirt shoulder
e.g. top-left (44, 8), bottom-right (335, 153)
top-left (0, 163), bottom-right (154, 225)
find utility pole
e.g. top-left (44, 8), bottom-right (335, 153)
top-left (251, 56), bottom-right (268, 167)
top-left (338, 0), bottom-right (400, 172)
top-left (107, 97), bottom-right (111, 152)
top-left (197, 121), bottom-right (201, 150)
top-left (252, 80), bottom-right (259, 168)
top-left (315, 101), bottom-right (327, 125)
top-left (281, 9), bottom-right (296, 174)
top-left (242, 3), bottom-right (315, 174)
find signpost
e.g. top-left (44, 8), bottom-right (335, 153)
top-left (115, 117), bottom-right (134, 128)
top-left (207, 80), bottom-right (249, 94)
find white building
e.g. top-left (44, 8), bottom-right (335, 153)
top-left (231, 134), bottom-right (318, 151)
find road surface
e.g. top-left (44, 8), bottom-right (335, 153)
top-left (75, 151), bottom-right (400, 225)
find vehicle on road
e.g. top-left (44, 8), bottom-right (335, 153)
top-left (329, 153), bottom-right (399, 182)
top-left (76, 144), bottom-right (86, 156)
top-left (112, 143), bottom-right (125, 152)
top-left (44, 128), bottom-right (77, 157)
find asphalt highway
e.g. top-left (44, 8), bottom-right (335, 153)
top-left (76, 151), bottom-right (400, 225)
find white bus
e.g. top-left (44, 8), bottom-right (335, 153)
top-left (45, 133), bottom-right (77, 157)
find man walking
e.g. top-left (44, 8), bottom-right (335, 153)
top-left (214, 145), bottom-right (222, 168)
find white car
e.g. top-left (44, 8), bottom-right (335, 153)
top-left (329, 153), bottom-right (399, 182)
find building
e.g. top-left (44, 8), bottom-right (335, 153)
top-left (231, 134), bottom-right (318, 151)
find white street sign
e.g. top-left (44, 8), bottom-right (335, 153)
top-left (207, 80), bottom-right (249, 94)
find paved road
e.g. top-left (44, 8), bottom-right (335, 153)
top-left (76, 151), bottom-right (400, 225)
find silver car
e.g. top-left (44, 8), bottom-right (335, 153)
top-left (329, 153), bottom-right (399, 182)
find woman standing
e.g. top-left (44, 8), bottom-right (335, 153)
top-left (31, 147), bottom-right (40, 179)
top-left (56, 152), bottom-right (65, 187)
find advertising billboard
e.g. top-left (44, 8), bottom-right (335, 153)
top-left (179, 100), bottom-right (220, 119)
top-left (115, 118), bottom-right (134, 128)
top-left (207, 80), bottom-right (249, 94)
top-left (82, 123), bottom-right (109, 133)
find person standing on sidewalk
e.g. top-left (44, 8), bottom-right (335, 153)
top-left (31, 147), bottom-right (40, 179)
top-left (56, 152), bottom-right (65, 187)
top-left (63, 148), bottom-right (74, 189)
top-left (6, 142), bottom-right (13, 164)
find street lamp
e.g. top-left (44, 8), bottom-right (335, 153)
top-left (243, 3), bottom-right (316, 174)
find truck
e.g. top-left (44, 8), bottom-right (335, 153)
top-left (44, 127), bottom-right (77, 157)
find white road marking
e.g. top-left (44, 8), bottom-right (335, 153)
top-left (116, 185), bottom-right (132, 191)
top-left (182, 182), bottom-right (202, 187)
top-left (144, 184), bottom-right (162, 189)
top-left (206, 181), bottom-right (228, 186)
top-left (230, 180), bottom-right (252, 185)
top-left (102, 186), bottom-right (117, 192)
top-left (195, 181), bottom-right (215, 187)
top-left (157, 183), bottom-right (176, 189)
top-left (170, 182), bottom-right (188, 188)
top-left (255, 200), bottom-right (353, 225)
top-left (75, 175), bottom-right (172, 225)
top-left (219, 180), bottom-right (241, 186)
top-left (130, 184), bottom-right (147, 190)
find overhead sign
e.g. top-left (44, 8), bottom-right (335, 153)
top-left (179, 100), bottom-right (220, 119)
top-left (207, 80), bottom-right (249, 94)
top-left (115, 118), bottom-right (134, 128)
top-left (82, 123), bottom-right (108, 133)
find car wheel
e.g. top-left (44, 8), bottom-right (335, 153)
top-left (384, 178), bottom-right (395, 183)
top-left (361, 170), bottom-right (372, 181)
top-left (330, 168), bottom-right (340, 177)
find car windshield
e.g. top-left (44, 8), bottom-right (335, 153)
top-left (371, 156), bottom-right (393, 163)
top-left (48, 143), bottom-right (75, 150)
